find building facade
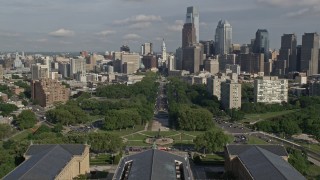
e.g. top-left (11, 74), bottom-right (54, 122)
top-left (221, 80), bottom-right (241, 109)
top-left (254, 76), bottom-right (288, 104)
top-left (253, 29), bottom-right (269, 62)
top-left (301, 33), bottom-right (319, 75)
top-left (279, 34), bottom-right (297, 73)
top-left (3, 144), bottom-right (90, 180)
top-left (182, 23), bottom-right (196, 48)
top-left (215, 20), bottom-right (232, 55)
top-left (186, 6), bottom-right (199, 43)
top-left (182, 44), bottom-right (202, 73)
top-left (31, 79), bottom-right (70, 107)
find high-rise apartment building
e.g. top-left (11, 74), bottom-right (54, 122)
top-left (215, 20), bottom-right (232, 55)
top-left (30, 57), bottom-right (51, 80)
top-left (254, 76), bottom-right (288, 104)
top-left (207, 76), bottom-right (223, 100)
top-left (141, 43), bottom-right (153, 55)
top-left (186, 6), bottom-right (199, 43)
top-left (253, 29), bottom-right (269, 62)
top-left (279, 34), bottom-right (297, 73)
top-left (221, 80), bottom-right (241, 109)
top-left (301, 33), bottom-right (319, 75)
top-left (182, 23), bottom-right (196, 48)
top-left (31, 79), bottom-right (70, 107)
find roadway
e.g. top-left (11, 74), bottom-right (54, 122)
top-left (214, 117), bottom-right (320, 165)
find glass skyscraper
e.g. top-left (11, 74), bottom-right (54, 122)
top-left (253, 29), bottom-right (269, 62)
top-left (186, 6), bottom-right (199, 43)
top-left (215, 20), bottom-right (232, 55)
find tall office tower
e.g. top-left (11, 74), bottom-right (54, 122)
top-left (86, 54), bottom-right (97, 72)
top-left (141, 43), bottom-right (153, 55)
top-left (215, 20), bottom-right (232, 55)
top-left (58, 62), bottom-right (71, 78)
top-left (142, 55), bottom-right (157, 70)
top-left (121, 53), bottom-right (140, 73)
top-left (296, 45), bottom-right (302, 71)
top-left (301, 33), bottom-right (319, 75)
top-left (14, 52), bottom-right (23, 69)
top-left (70, 58), bottom-right (86, 75)
top-left (200, 40), bottom-right (215, 57)
top-left (168, 55), bottom-right (175, 71)
top-left (182, 44), bottom-right (203, 73)
top-left (240, 44), bottom-right (250, 54)
top-left (162, 39), bottom-right (167, 61)
top-left (182, 23), bottom-right (196, 48)
top-left (254, 76), bottom-right (288, 104)
top-left (253, 29), bottom-right (270, 62)
top-left (186, 6), bottom-right (199, 43)
top-left (221, 80), bottom-right (241, 109)
top-left (217, 54), bottom-right (236, 71)
top-left (175, 47), bottom-right (183, 70)
top-left (238, 53), bottom-right (264, 74)
top-left (279, 34), bottom-right (297, 73)
top-left (120, 45), bottom-right (130, 52)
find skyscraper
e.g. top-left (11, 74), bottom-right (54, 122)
top-left (215, 20), bottom-right (232, 55)
top-left (182, 44), bottom-right (203, 73)
top-left (301, 33), bottom-right (319, 75)
top-left (141, 43), bottom-right (153, 55)
top-left (162, 39), bottom-right (167, 62)
top-left (253, 29), bottom-right (269, 62)
top-left (279, 34), bottom-right (297, 73)
top-left (186, 6), bottom-right (199, 43)
top-left (182, 23), bottom-right (196, 48)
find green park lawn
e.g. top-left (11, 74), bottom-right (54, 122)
top-left (99, 125), bottom-right (145, 137)
top-left (242, 110), bottom-right (298, 124)
top-left (247, 135), bottom-right (267, 144)
top-left (90, 154), bottom-right (112, 165)
top-left (306, 164), bottom-right (320, 179)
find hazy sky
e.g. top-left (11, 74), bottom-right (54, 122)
top-left (0, 0), bottom-right (319, 52)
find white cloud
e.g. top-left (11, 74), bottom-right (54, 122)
top-left (256, 0), bottom-right (320, 7)
top-left (286, 8), bottom-right (311, 17)
top-left (123, 33), bottom-right (141, 40)
top-left (0, 31), bottom-right (21, 37)
top-left (257, 0), bottom-right (320, 6)
top-left (95, 30), bottom-right (116, 37)
top-left (167, 20), bottom-right (184, 32)
top-left (49, 28), bottom-right (75, 37)
top-left (114, 14), bottom-right (162, 25)
top-left (200, 22), bottom-right (208, 27)
top-left (129, 22), bottom-right (151, 29)
top-left (35, 38), bottom-right (48, 42)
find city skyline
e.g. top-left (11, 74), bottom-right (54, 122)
top-left (0, 0), bottom-right (320, 52)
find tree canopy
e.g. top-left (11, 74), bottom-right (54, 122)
top-left (194, 129), bottom-right (230, 153)
top-left (15, 110), bottom-right (37, 130)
